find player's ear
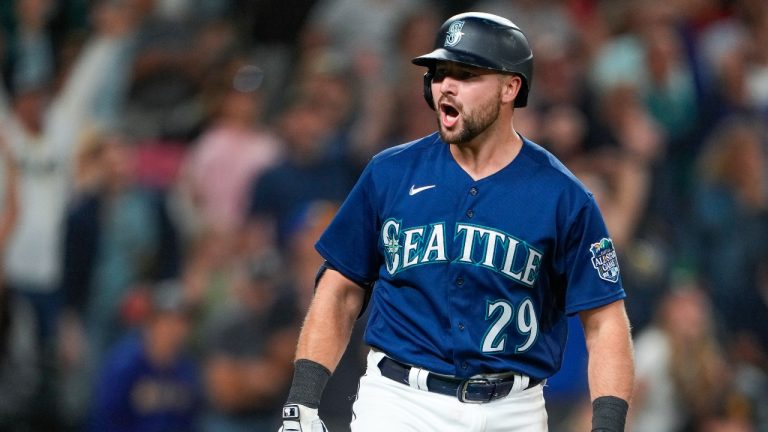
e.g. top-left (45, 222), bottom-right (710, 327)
top-left (500, 75), bottom-right (522, 105)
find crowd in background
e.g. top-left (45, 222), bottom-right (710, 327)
top-left (0, 0), bottom-right (766, 431)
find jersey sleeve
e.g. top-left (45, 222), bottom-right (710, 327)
top-left (315, 162), bottom-right (380, 286)
top-left (561, 196), bottom-right (626, 315)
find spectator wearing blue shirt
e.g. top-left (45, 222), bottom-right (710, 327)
top-left (88, 280), bottom-right (202, 432)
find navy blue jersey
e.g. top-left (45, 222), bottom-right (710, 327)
top-left (315, 133), bottom-right (625, 380)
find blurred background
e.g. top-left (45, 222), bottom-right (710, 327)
top-left (0, 0), bottom-right (766, 431)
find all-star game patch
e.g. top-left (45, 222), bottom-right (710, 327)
top-left (589, 238), bottom-right (620, 283)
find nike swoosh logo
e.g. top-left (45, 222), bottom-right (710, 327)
top-left (409, 184), bottom-right (436, 196)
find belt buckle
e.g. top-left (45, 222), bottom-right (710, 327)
top-left (457, 378), bottom-right (492, 403)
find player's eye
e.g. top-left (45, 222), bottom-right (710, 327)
top-left (433, 68), bottom-right (475, 81)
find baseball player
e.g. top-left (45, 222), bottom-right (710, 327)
top-left (279, 12), bottom-right (634, 432)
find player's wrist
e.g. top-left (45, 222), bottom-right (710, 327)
top-left (591, 395), bottom-right (629, 432)
top-left (286, 359), bottom-right (331, 409)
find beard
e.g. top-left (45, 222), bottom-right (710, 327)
top-left (437, 90), bottom-right (502, 145)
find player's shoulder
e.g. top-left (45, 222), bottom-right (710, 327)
top-left (368, 132), bottom-right (442, 167)
top-left (519, 136), bottom-right (593, 199)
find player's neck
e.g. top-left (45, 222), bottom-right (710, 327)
top-left (449, 125), bottom-right (523, 181)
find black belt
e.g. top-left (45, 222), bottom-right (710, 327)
top-left (377, 356), bottom-right (541, 403)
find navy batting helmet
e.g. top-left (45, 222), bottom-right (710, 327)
top-left (412, 12), bottom-right (533, 109)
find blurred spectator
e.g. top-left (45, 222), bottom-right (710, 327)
top-left (1, 81), bottom-right (68, 355)
top-left (589, 1), bottom-right (700, 149)
top-left (199, 253), bottom-right (299, 432)
top-left (2, 4), bottom-right (140, 428)
top-left (218, 0), bottom-right (320, 115)
top-left (177, 60), bottom-right (283, 239)
top-left (61, 128), bottom-right (179, 365)
top-left (48, 0), bottom-right (143, 133)
top-left (721, 331), bottom-right (768, 432)
top-left (284, 200), bottom-right (338, 310)
top-left (538, 104), bottom-right (588, 166)
top-left (709, 0), bottom-right (768, 117)
top-left (57, 128), bottom-right (180, 429)
top-left (224, 0), bottom-right (319, 49)
top-left (631, 279), bottom-right (731, 432)
top-left (529, 34), bottom-right (593, 113)
top-left (126, 17), bottom-right (247, 195)
top-left (0, 0), bottom-right (144, 361)
top-left (245, 97), bottom-right (356, 252)
top-left (573, 149), bottom-right (667, 333)
top-left (642, 11), bottom-right (700, 146)
top-left (175, 229), bottom-right (244, 346)
top-left (171, 60), bottom-right (285, 334)
top-left (88, 279), bottom-right (202, 432)
top-left (119, 0), bottom-right (207, 142)
top-left (298, 0), bottom-right (437, 165)
top-left (576, 84), bottom-right (662, 249)
top-left (300, 0), bottom-right (429, 74)
top-left (0, 134), bottom-right (36, 430)
top-left (543, 81), bottom-right (666, 333)
top-left (579, 78), bottom-right (676, 332)
top-left (0, 287), bottom-right (39, 430)
top-left (470, 0), bottom-right (577, 50)
top-left (290, 50), bottom-right (356, 155)
top-left (1, 0), bottom-right (56, 93)
top-left (692, 116), bottom-right (768, 347)
top-left (389, 8), bottom-right (443, 143)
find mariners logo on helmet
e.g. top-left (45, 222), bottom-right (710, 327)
top-left (444, 21), bottom-right (465, 47)
top-left (589, 238), bottom-right (620, 283)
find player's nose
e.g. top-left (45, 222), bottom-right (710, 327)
top-left (439, 76), bottom-right (458, 97)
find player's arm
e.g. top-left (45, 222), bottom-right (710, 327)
top-left (280, 267), bottom-right (366, 431)
top-left (579, 299), bottom-right (635, 432)
top-left (295, 268), bottom-right (366, 371)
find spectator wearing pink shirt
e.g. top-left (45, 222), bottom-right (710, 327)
top-left (177, 62), bottom-right (283, 238)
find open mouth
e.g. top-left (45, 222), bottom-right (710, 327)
top-left (440, 102), bottom-right (460, 128)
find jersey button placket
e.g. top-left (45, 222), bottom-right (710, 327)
top-left (466, 186), bottom-right (477, 218)
top-left (454, 186), bottom-right (477, 378)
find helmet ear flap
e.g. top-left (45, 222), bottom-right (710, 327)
top-left (423, 70), bottom-right (435, 111)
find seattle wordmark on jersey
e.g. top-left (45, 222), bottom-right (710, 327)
top-left (382, 219), bottom-right (543, 288)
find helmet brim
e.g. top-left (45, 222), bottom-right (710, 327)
top-left (412, 48), bottom-right (531, 76)
top-left (412, 48), bottom-right (499, 71)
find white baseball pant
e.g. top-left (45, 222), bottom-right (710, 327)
top-left (350, 350), bottom-right (548, 431)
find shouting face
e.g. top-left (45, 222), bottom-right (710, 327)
top-left (431, 62), bottom-right (515, 145)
